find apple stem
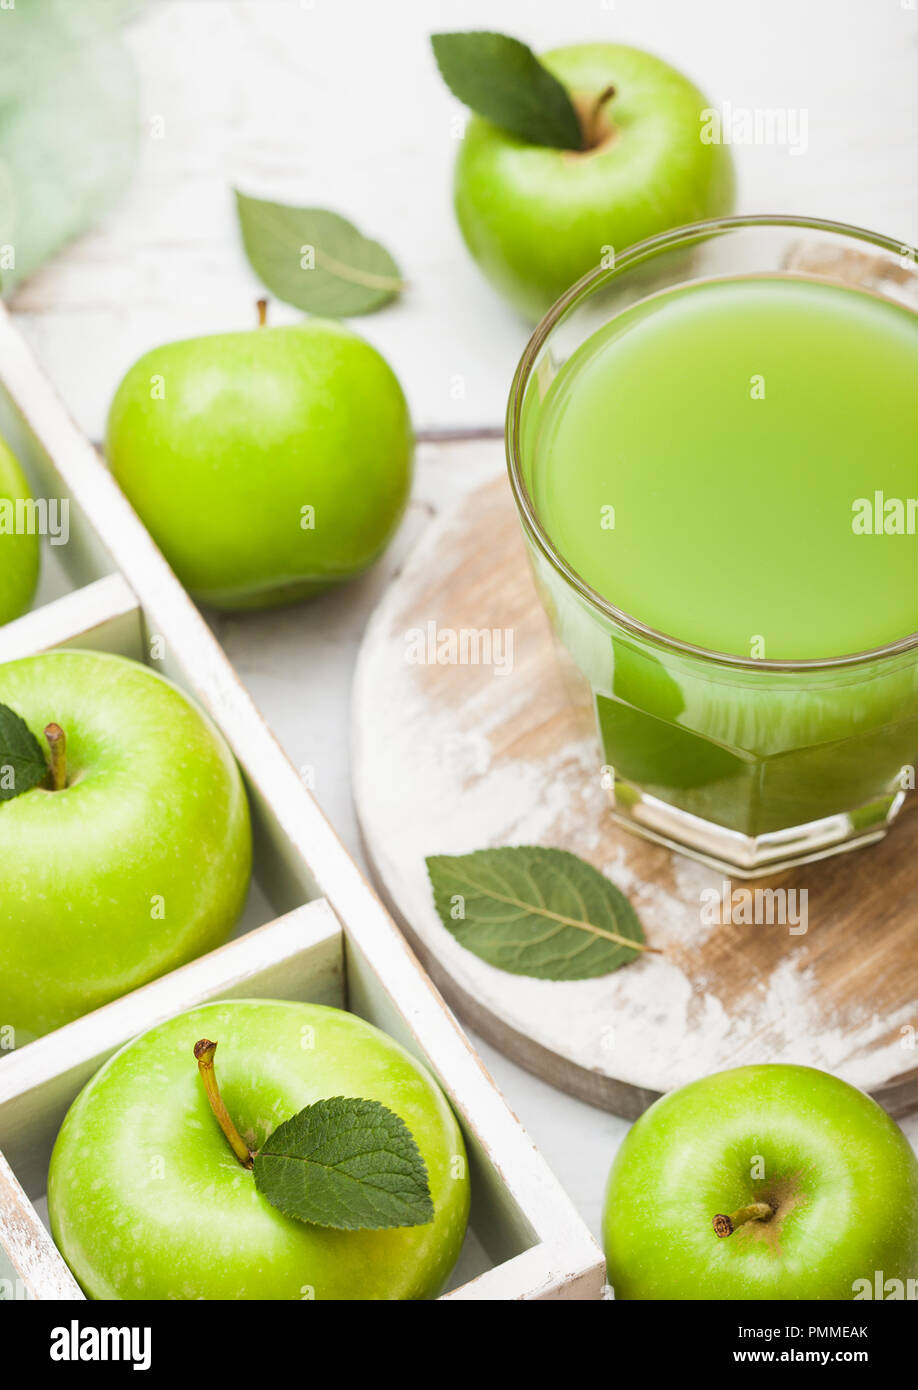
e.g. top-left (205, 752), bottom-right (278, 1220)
top-left (44, 723), bottom-right (67, 791)
top-left (194, 1039), bottom-right (254, 1169)
top-left (712, 1201), bottom-right (774, 1238)
top-left (256, 297), bottom-right (268, 328)
top-left (585, 84), bottom-right (616, 149)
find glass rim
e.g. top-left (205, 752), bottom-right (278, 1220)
top-left (505, 212), bottom-right (918, 674)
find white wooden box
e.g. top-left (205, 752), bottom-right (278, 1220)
top-left (0, 307), bottom-right (604, 1301)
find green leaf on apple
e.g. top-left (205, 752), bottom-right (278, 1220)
top-left (426, 845), bottom-right (656, 980)
top-left (431, 31), bottom-right (583, 151)
top-left (0, 701), bottom-right (48, 801)
top-left (253, 1095), bottom-right (434, 1230)
top-left (234, 192), bottom-right (404, 317)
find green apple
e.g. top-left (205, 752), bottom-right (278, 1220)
top-left (0, 435), bottom-right (40, 625)
top-left (453, 43), bottom-right (735, 320)
top-left (105, 314), bottom-right (413, 610)
top-left (0, 650), bottom-right (252, 1043)
top-left (603, 1064), bottom-right (918, 1300)
top-left (48, 998), bottom-right (471, 1300)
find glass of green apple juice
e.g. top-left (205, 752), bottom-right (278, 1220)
top-left (507, 215), bottom-right (918, 876)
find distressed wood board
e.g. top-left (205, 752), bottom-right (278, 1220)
top-left (353, 476), bottom-right (918, 1121)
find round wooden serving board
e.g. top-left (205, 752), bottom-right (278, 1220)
top-left (352, 476), bottom-right (918, 1119)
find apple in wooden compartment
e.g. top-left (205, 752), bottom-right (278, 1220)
top-left (0, 649), bottom-right (252, 1043)
top-left (48, 998), bottom-right (471, 1300)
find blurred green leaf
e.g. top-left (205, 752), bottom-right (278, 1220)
top-left (0, 1), bottom-right (140, 294)
top-left (235, 191), bottom-right (404, 317)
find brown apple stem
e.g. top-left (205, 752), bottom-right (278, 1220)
top-left (712, 1201), bottom-right (774, 1238)
top-left (44, 723), bottom-right (67, 791)
top-left (586, 84), bottom-right (616, 148)
top-left (256, 297), bottom-right (268, 328)
top-left (194, 1039), bottom-right (254, 1169)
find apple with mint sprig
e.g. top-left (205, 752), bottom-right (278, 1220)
top-left (432, 33), bottom-right (735, 320)
top-left (0, 650), bottom-right (252, 1043)
top-left (603, 1064), bottom-right (918, 1300)
top-left (48, 999), bottom-right (471, 1300)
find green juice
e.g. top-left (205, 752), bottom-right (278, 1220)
top-left (531, 275), bottom-right (918, 659)
top-left (520, 275), bottom-right (918, 843)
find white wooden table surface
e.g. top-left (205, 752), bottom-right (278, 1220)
top-left (10, 0), bottom-right (918, 1246)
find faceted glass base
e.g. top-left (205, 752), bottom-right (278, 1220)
top-left (606, 774), bottom-right (907, 878)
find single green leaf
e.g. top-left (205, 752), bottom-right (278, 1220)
top-left (431, 31), bottom-right (582, 150)
top-left (253, 1096), bottom-right (434, 1231)
top-left (234, 192), bottom-right (404, 317)
top-left (0, 702), bottom-right (47, 802)
top-left (426, 846), bottom-right (655, 980)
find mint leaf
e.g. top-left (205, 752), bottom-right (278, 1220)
top-left (253, 1096), bottom-right (434, 1230)
top-left (0, 703), bottom-right (47, 802)
top-left (426, 846), bottom-right (655, 980)
top-left (431, 31), bottom-right (582, 150)
top-left (234, 192), bottom-right (404, 317)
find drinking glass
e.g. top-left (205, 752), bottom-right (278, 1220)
top-left (506, 215), bottom-right (918, 876)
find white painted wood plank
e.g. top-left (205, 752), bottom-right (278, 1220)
top-left (0, 572), bottom-right (140, 663)
top-left (0, 1150), bottom-right (82, 1301)
top-left (442, 1244), bottom-right (606, 1301)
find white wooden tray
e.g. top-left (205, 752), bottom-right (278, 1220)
top-left (0, 307), bottom-right (603, 1301)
